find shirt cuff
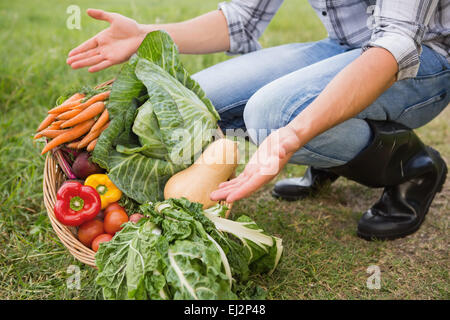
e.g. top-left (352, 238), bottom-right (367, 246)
top-left (363, 33), bottom-right (421, 81)
top-left (218, 1), bottom-right (262, 55)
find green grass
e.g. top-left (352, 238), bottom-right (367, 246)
top-left (0, 0), bottom-right (448, 300)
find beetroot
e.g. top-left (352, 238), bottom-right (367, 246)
top-left (72, 152), bottom-right (104, 179)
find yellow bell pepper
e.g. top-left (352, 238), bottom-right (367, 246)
top-left (84, 174), bottom-right (122, 209)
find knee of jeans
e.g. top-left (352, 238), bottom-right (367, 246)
top-left (243, 86), bottom-right (282, 145)
top-left (243, 86), bottom-right (318, 145)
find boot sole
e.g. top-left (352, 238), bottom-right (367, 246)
top-left (271, 190), bottom-right (315, 201)
top-left (271, 177), bottom-right (338, 201)
top-left (357, 151), bottom-right (448, 241)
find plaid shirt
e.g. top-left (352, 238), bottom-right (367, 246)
top-left (218, 0), bottom-right (449, 80)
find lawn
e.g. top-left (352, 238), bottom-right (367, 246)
top-left (0, 0), bottom-right (448, 300)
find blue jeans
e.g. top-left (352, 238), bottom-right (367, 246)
top-left (192, 38), bottom-right (450, 168)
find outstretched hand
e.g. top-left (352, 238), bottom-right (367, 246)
top-left (66, 9), bottom-right (147, 72)
top-left (210, 126), bottom-right (303, 203)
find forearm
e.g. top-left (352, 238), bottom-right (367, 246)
top-left (139, 10), bottom-right (230, 54)
top-left (286, 48), bottom-right (398, 151)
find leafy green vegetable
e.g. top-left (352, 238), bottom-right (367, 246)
top-left (91, 56), bottom-right (144, 170)
top-left (95, 221), bottom-right (142, 299)
top-left (125, 222), bottom-right (168, 300)
top-left (134, 58), bottom-right (218, 164)
top-left (96, 218), bottom-right (170, 300)
top-left (92, 31), bottom-right (219, 203)
top-left (135, 31), bottom-right (219, 121)
top-left (165, 240), bottom-right (235, 300)
top-left (95, 198), bottom-right (283, 300)
top-left (92, 32), bottom-right (282, 300)
top-left (131, 100), bottom-right (167, 159)
top-left (106, 151), bottom-right (183, 204)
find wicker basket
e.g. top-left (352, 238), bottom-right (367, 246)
top-left (43, 78), bottom-right (234, 267)
top-left (43, 130), bottom-right (234, 267)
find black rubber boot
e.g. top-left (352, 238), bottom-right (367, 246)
top-left (272, 167), bottom-right (339, 201)
top-left (326, 120), bottom-right (447, 241)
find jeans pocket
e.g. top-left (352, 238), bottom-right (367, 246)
top-left (396, 90), bottom-right (448, 129)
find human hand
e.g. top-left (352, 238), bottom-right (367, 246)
top-left (210, 125), bottom-right (303, 202)
top-left (66, 9), bottom-right (148, 72)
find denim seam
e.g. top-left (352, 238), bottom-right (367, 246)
top-left (396, 89), bottom-right (447, 119)
top-left (412, 68), bottom-right (450, 80)
top-left (218, 99), bottom-right (248, 114)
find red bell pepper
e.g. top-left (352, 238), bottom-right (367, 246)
top-left (54, 181), bottom-right (101, 226)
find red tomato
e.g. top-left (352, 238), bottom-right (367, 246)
top-left (104, 202), bottom-right (124, 216)
top-left (104, 209), bottom-right (129, 235)
top-left (91, 233), bottom-right (113, 252)
top-left (77, 219), bottom-right (104, 247)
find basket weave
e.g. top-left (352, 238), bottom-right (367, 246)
top-left (43, 131), bottom-right (234, 267)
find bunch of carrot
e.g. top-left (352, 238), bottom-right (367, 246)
top-left (35, 90), bottom-right (110, 154)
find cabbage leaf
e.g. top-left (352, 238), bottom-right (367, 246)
top-left (92, 31), bottom-right (219, 203)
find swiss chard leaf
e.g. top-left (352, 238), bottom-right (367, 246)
top-left (164, 240), bottom-right (236, 300)
top-left (125, 222), bottom-right (168, 300)
top-left (95, 222), bottom-right (142, 299)
top-left (95, 199), bottom-right (282, 300)
top-left (96, 220), bottom-right (169, 300)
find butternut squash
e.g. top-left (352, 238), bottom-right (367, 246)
top-left (164, 138), bottom-right (239, 208)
